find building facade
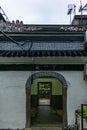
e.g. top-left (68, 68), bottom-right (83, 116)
top-left (0, 24), bottom-right (87, 129)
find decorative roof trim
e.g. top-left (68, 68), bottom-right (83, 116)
top-left (0, 50), bottom-right (87, 57)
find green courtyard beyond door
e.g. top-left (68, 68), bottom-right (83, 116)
top-left (38, 82), bottom-right (51, 106)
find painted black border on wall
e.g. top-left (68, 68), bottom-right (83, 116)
top-left (0, 64), bottom-right (84, 71)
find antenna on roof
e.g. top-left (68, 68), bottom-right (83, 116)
top-left (67, 4), bottom-right (76, 24)
top-left (0, 6), bottom-right (10, 22)
top-left (79, 0), bottom-right (83, 15)
top-left (79, 1), bottom-right (87, 14)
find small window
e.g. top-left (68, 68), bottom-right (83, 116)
top-left (79, 19), bottom-right (87, 25)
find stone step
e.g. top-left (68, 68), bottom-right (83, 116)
top-left (31, 127), bottom-right (62, 130)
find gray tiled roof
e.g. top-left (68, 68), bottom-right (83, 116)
top-left (32, 41), bottom-right (84, 51)
top-left (0, 41), bottom-right (84, 51)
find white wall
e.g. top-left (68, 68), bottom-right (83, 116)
top-left (0, 71), bottom-right (30, 129)
top-left (58, 71), bottom-right (87, 125)
top-left (0, 71), bottom-right (87, 128)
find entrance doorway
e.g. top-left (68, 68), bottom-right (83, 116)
top-left (38, 82), bottom-right (51, 106)
top-left (25, 71), bottom-right (67, 128)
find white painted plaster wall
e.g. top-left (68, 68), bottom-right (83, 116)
top-left (0, 71), bottom-right (30, 129)
top-left (59, 71), bottom-right (87, 125)
top-left (0, 71), bottom-right (87, 128)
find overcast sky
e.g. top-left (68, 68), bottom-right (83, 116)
top-left (0, 0), bottom-right (87, 24)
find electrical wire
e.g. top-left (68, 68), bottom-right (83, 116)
top-left (0, 30), bottom-right (33, 51)
top-left (0, 30), bottom-right (24, 49)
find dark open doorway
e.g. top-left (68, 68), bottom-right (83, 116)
top-left (38, 82), bottom-right (52, 106)
top-left (25, 71), bottom-right (67, 128)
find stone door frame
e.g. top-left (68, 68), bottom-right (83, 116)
top-left (25, 71), bottom-right (68, 128)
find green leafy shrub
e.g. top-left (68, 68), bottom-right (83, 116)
top-left (77, 105), bottom-right (87, 120)
top-left (83, 106), bottom-right (87, 120)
